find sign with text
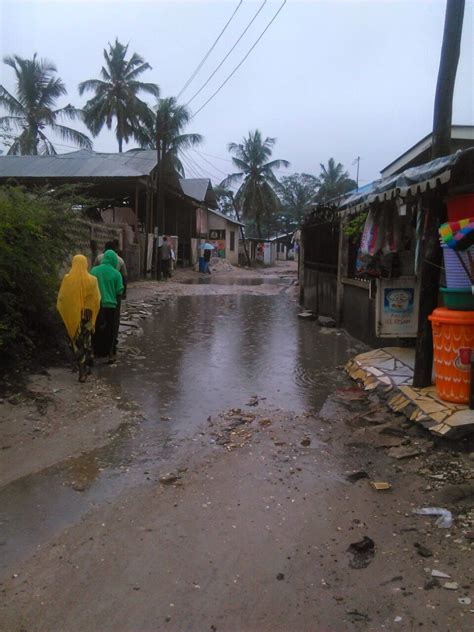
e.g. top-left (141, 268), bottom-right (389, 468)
top-left (376, 277), bottom-right (419, 337)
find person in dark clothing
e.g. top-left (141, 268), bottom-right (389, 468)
top-left (160, 236), bottom-right (172, 280)
top-left (203, 248), bottom-right (212, 274)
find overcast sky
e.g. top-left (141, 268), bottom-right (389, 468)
top-left (0, 0), bottom-right (472, 185)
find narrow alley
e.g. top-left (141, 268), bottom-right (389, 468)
top-left (1, 264), bottom-right (472, 632)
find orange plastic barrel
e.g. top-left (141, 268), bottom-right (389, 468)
top-left (429, 307), bottom-right (474, 404)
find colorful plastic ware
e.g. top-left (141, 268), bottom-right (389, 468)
top-left (429, 307), bottom-right (474, 404)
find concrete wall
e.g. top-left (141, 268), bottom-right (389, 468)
top-left (207, 212), bottom-right (239, 265)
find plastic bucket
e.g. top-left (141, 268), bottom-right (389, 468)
top-left (428, 307), bottom-right (474, 404)
top-left (442, 245), bottom-right (473, 288)
top-left (447, 194), bottom-right (474, 222)
top-left (441, 287), bottom-right (474, 310)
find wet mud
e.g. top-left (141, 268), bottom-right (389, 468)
top-left (1, 266), bottom-right (472, 631)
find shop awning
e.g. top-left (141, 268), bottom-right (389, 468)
top-left (338, 148), bottom-right (473, 217)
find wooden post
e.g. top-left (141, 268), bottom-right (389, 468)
top-left (413, 0), bottom-right (465, 387)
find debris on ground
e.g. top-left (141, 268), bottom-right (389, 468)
top-left (159, 473), bottom-right (182, 485)
top-left (346, 471), bottom-right (369, 483)
top-left (370, 481), bottom-right (392, 490)
top-left (414, 542), bottom-right (433, 558)
top-left (388, 445), bottom-right (426, 460)
top-left (431, 569), bottom-right (451, 579)
top-left (443, 581), bottom-right (459, 590)
top-left (317, 315), bottom-right (336, 327)
top-left (347, 536), bottom-right (375, 569)
top-left (413, 507), bottom-right (453, 528)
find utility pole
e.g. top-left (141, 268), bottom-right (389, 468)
top-left (354, 156), bottom-right (360, 191)
top-left (413, 0), bottom-right (465, 387)
top-left (155, 119), bottom-right (166, 279)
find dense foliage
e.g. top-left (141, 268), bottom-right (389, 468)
top-left (0, 54), bottom-right (91, 155)
top-left (137, 96), bottom-right (202, 179)
top-left (79, 39), bottom-right (160, 153)
top-left (0, 187), bottom-right (73, 366)
top-left (222, 130), bottom-right (289, 238)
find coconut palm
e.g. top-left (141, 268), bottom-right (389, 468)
top-left (0, 54), bottom-right (91, 155)
top-left (316, 158), bottom-right (356, 202)
top-left (137, 96), bottom-right (202, 178)
top-left (79, 39), bottom-right (160, 152)
top-left (221, 130), bottom-right (289, 238)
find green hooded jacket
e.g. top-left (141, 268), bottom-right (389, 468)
top-left (90, 250), bottom-right (124, 308)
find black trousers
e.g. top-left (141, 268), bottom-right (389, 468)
top-left (161, 259), bottom-right (171, 279)
top-left (92, 306), bottom-right (120, 357)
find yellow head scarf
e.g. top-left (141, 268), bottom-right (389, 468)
top-left (57, 254), bottom-right (101, 340)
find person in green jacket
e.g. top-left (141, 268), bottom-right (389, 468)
top-left (90, 250), bottom-right (124, 363)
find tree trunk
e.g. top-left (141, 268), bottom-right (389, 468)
top-left (231, 195), bottom-right (251, 266)
top-left (413, 0), bottom-right (465, 388)
top-left (118, 136), bottom-right (123, 153)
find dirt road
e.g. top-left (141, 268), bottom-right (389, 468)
top-left (1, 263), bottom-right (473, 631)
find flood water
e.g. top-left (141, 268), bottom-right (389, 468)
top-left (0, 280), bottom-right (367, 574)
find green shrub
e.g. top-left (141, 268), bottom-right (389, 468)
top-left (0, 186), bottom-right (73, 367)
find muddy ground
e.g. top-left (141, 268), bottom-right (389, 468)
top-left (0, 262), bottom-right (473, 632)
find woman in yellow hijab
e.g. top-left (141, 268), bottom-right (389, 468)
top-left (57, 254), bottom-right (101, 382)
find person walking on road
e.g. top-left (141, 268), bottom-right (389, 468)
top-left (90, 250), bottom-right (124, 364)
top-left (94, 240), bottom-right (128, 298)
top-left (57, 254), bottom-right (101, 382)
top-left (160, 236), bottom-right (172, 280)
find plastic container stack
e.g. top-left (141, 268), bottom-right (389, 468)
top-left (430, 196), bottom-right (474, 405)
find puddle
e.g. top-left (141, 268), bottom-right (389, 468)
top-left (176, 276), bottom-right (286, 286)
top-left (0, 291), bottom-right (367, 576)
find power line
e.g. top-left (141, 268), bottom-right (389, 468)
top-left (191, 149), bottom-right (229, 177)
top-left (196, 149), bottom-right (234, 164)
top-left (191, 0), bottom-right (287, 119)
top-left (177, 0), bottom-right (243, 100)
top-left (185, 0), bottom-right (267, 107)
top-left (184, 151), bottom-right (221, 182)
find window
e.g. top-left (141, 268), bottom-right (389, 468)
top-left (230, 230), bottom-right (235, 251)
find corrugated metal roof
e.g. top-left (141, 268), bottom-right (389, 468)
top-left (208, 207), bottom-right (245, 227)
top-left (179, 178), bottom-right (217, 205)
top-left (0, 149), bottom-right (157, 179)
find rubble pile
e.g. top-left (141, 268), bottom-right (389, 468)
top-left (209, 258), bottom-right (236, 273)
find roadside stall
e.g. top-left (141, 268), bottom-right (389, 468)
top-left (337, 148), bottom-right (474, 404)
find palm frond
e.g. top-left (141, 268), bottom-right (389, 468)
top-left (0, 85), bottom-right (24, 116)
top-left (220, 172), bottom-right (244, 188)
top-left (78, 79), bottom-right (108, 96)
top-left (49, 122), bottom-right (93, 149)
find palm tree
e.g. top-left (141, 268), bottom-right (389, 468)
top-left (137, 96), bottom-right (202, 178)
top-left (221, 130), bottom-right (289, 238)
top-left (0, 54), bottom-right (91, 155)
top-left (316, 158), bottom-right (356, 202)
top-left (79, 39), bottom-right (160, 152)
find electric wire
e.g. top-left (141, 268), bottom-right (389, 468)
top-left (177, 0), bottom-right (243, 100)
top-left (191, 149), bottom-right (229, 176)
top-left (185, 0), bottom-right (267, 107)
top-left (183, 151), bottom-right (221, 181)
top-left (191, 0), bottom-right (287, 119)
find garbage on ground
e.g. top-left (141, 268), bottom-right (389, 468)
top-left (159, 472), bottom-right (182, 485)
top-left (431, 569), bottom-right (451, 579)
top-left (458, 597), bottom-right (472, 605)
top-left (443, 582), bottom-right (459, 590)
top-left (414, 542), bottom-right (433, 558)
top-left (370, 481), bottom-right (392, 490)
top-left (413, 507), bottom-right (453, 528)
top-left (347, 536), bottom-right (375, 569)
top-left (346, 471), bottom-right (369, 483)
